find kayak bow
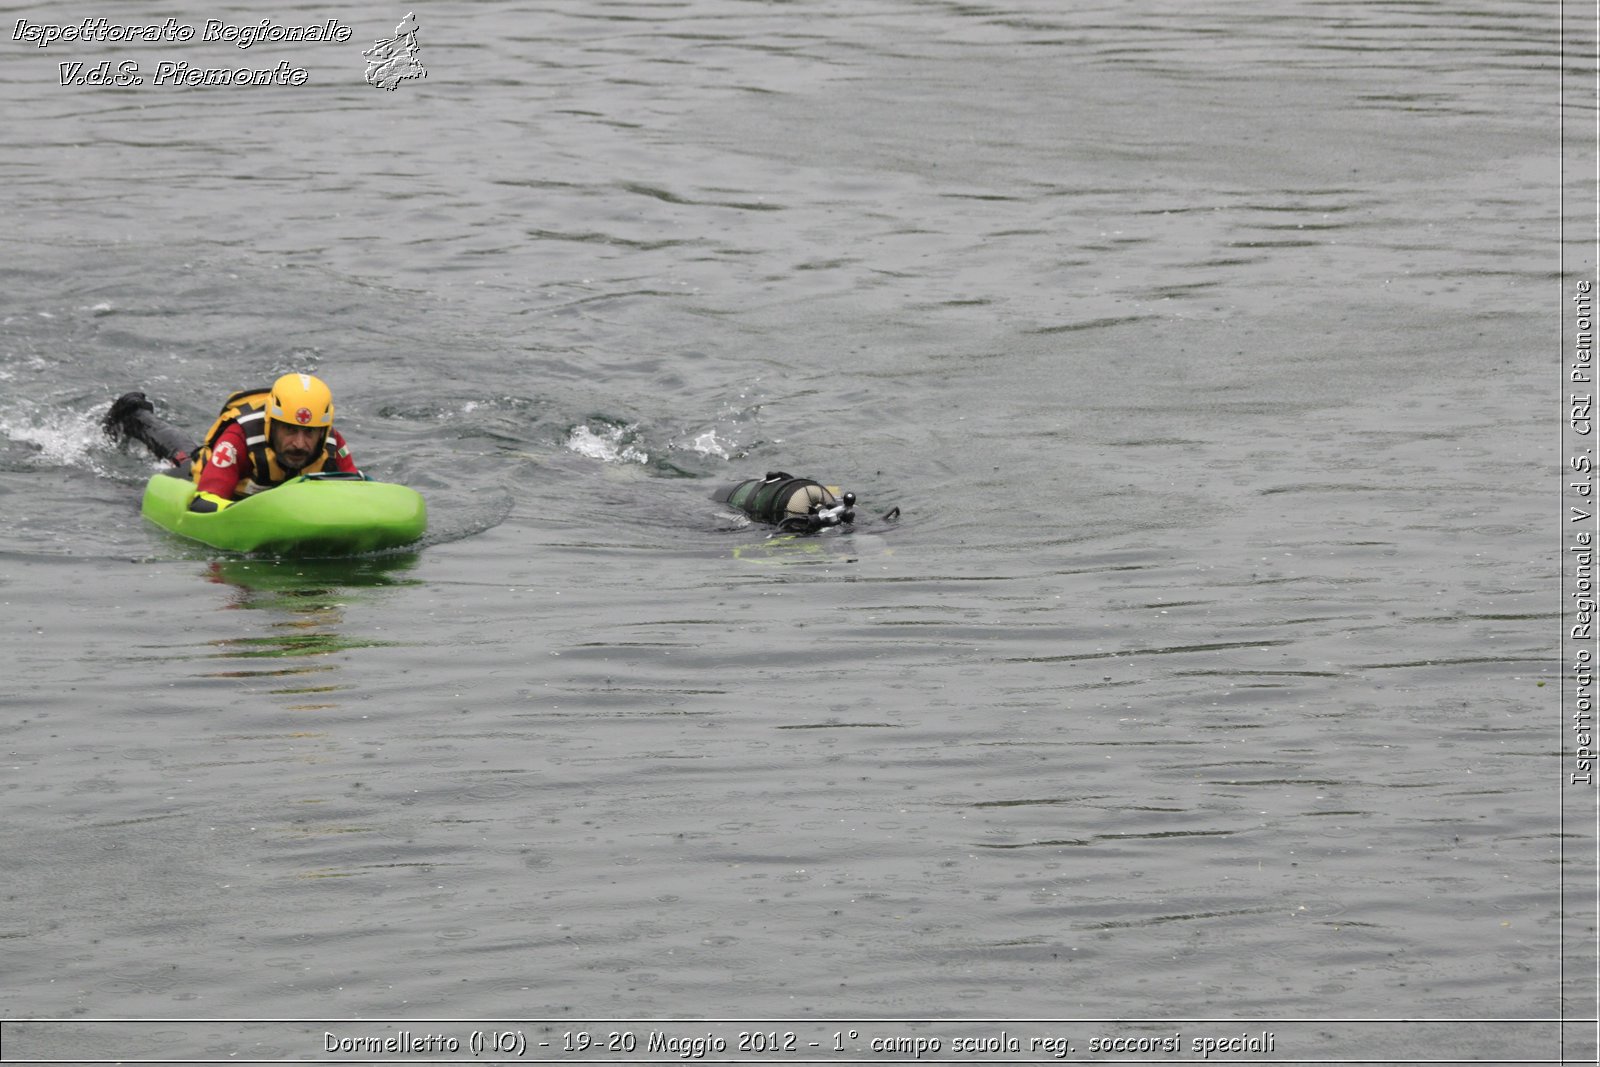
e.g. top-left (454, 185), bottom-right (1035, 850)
top-left (141, 471), bottom-right (427, 555)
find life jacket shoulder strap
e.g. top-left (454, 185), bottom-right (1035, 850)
top-left (200, 387), bottom-right (273, 447)
top-left (189, 386), bottom-right (274, 482)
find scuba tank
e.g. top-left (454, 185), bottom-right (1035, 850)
top-left (714, 471), bottom-right (856, 534)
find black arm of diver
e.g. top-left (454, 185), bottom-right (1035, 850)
top-left (103, 393), bottom-right (200, 467)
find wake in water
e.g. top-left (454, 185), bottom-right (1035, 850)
top-left (0, 400), bottom-right (159, 481)
top-left (563, 392), bottom-right (767, 475)
top-left (563, 420), bottom-right (747, 468)
top-left (565, 421), bottom-right (649, 465)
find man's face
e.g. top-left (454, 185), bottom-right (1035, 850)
top-left (270, 422), bottom-right (324, 471)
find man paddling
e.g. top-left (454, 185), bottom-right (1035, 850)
top-left (104, 372), bottom-right (361, 512)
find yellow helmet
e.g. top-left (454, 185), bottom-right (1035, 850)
top-left (267, 372), bottom-right (334, 430)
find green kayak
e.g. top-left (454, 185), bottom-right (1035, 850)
top-left (141, 472), bottom-right (427, 556)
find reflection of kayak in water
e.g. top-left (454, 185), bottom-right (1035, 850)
top-left (141, 470), bottom-right (427, 556)
top-left (206, 554), bottom-right (421, 595)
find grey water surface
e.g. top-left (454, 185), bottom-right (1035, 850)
top-left (0, 0), bottom-right (1584, 1062)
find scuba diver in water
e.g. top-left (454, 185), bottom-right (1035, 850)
top-left (104, 372), bottom-right (361, 512)
top-left (714, 470), bottom-right (898, 534)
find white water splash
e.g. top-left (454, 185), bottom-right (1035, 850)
top-left (681, 429), bottom-right (731, 459)
top-left (565, 423), bottom-right (648, 465)
top-left (0, 405), bottom-right (106, 471)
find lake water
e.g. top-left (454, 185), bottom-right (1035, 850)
top-left (1, 0), bottom-right (1593, 1063)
